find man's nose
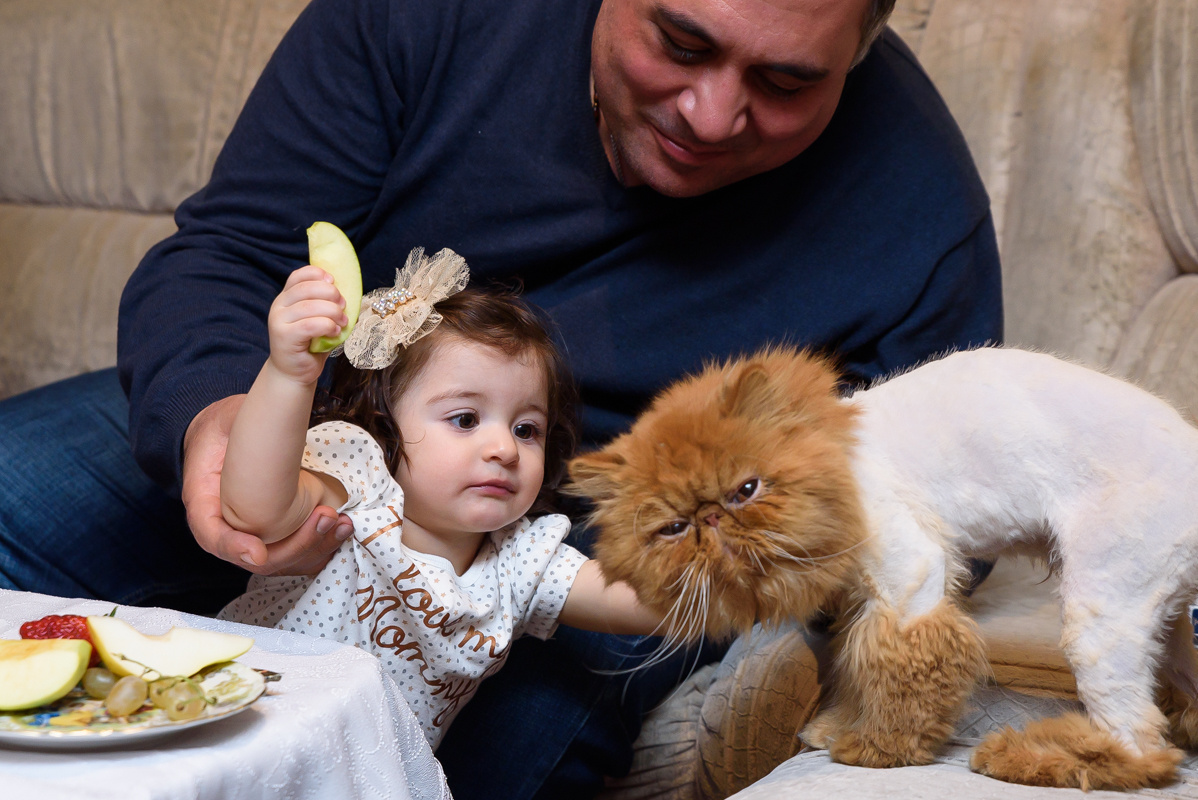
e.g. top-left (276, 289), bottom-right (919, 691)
top-left (677, 68), bottom-right (748, 143)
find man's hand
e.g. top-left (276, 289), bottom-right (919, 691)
top-left (182, 394), bottom-right (353, 574)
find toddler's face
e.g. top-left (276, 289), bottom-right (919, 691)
top-left (393, 337), bottom-right (549, 542)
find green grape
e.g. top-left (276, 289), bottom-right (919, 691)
top-left (163, 681), bottom-right (207, 721)
top-left (148, 677), bottom-right (180, 709)
top-left (81, 667), bottom-right (117, 700)
top-left (104, 675), bottom-right (149, 716)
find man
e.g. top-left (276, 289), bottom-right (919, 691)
top-left (0, 0), bottom-right (1001, 796)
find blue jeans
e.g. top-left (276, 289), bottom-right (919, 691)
top-left (0, 368), bottom-right (722, 798)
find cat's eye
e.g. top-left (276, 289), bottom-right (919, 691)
top-left (658, 521), bottom-right (691, 540)
top-left (728, 478), bottom-right (762, 506)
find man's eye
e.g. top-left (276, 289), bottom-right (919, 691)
top-left (449, 413), bottom-right (478, 430)
top-left (757, 73), bottom-right (804, 98)
top-left (513, 422), bottom-right (542, 441)
top-left (661, 32), bottom-right (706, 63)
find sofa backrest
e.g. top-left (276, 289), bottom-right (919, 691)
top-left (1, 0), bottom-right (1195, 424)
top-left (894, 0), bottom-right (1198, 420)
top-left (0, 0), bottom-right (307, 397)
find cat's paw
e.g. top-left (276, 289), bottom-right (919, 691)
top-left (799, 707), bottom-right (848, 750)
top-left (826, 728), bottom-right (938, 768)
top-left (1159, 685), bottom-right (1198, 749)
top-left (971, 713), bottom-right (1181, 791)
top-left (1166, 703), bottom-right (1198, 749)
top-left (802, 709), bottom-right (938, 766)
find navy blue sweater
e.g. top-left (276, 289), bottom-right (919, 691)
top-left (118, 0), bottom-right (1002, 492)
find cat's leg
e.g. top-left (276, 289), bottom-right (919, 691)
top-left (971, 588), bottom-right (1182, 790)
top-left (1158, 611), bottom-right (1198, 749)
top-left (802, 596), bottom-right (987, 767)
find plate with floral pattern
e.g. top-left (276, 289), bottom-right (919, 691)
top-left (0, 661), bottom-right (268, 750)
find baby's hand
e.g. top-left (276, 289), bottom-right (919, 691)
top-left (268, 265), bottom-right (349, 383)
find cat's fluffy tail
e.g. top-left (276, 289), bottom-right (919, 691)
top-left (970, 713), bottom-right (1182, 790)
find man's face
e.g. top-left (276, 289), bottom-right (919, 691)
top-left (591, 0), bottom-right (870, 197)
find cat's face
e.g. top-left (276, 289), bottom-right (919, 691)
top-left (569, 348), bottom-right (867, 641)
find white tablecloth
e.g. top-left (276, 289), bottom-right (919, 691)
top-left (0, 589), bottom-right (452, 800)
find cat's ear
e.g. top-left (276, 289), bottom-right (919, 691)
top-left (720, 350), bottom-right (843, 429)
top-left (720, 362), bottom-right (784, 421)
top-left (567, 449), bottom-right (627, 501)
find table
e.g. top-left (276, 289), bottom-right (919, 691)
top-left (0, 589), bottom-right (452, 800)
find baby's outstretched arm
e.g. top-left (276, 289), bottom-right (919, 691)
top-left (220, 266), bottom-right (351, 544)
top-left (559, 560), bottom-right (665, 635)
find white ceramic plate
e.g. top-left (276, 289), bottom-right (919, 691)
top-left (0, 661), bottom-right (268, 750)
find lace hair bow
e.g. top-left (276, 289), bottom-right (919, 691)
top-left (341, 247), bottom-right (470, 369)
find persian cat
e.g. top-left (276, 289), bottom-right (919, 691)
top-left (568, 346), bottom-right (1198, 791)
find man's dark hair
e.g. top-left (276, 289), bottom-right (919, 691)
top-left (855, 0), bottom-right (898, 66)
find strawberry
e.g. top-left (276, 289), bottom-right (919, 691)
top-left (20, 614), bottom-right (101, 667)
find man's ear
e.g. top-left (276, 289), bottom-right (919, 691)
top-left (566, 449), bottom-right (626, 501)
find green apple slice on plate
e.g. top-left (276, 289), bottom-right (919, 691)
top-left (0, 639), bottom-right (92, 710)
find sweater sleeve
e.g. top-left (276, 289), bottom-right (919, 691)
top-left (116, 0), bottom-right (405, 492)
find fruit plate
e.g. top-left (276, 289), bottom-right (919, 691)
top-left (0, 661), bottom-right (267, 751)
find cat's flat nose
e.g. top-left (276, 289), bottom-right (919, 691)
top-left (704, 512), bottom-right (721, 528)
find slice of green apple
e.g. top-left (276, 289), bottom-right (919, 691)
top-left (307, 221), bottom-right (364, 353)
top-left (87, 616), bottom-right (253, 681)
top-left (0, 639), bottom-right (92, 710)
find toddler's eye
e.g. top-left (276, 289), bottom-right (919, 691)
top-left (728, 478), bottom-right (761, 505)
top-left (449, 413), bottom-right (479, 430)
top-left (513, 422), bottom-right (542, 441)
top-left (658, 521), bottom-right (691, 540)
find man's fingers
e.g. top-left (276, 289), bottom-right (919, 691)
top-left (261, 507), bottom-right (352, 576)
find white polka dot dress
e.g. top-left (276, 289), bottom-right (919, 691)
top-left (219, 421), bottom-right (587, 750)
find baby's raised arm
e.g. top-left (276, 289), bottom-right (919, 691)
top-left (558, 561), bottom-right (665, 635)
top-left (220, 266), bottom-right (351, 544)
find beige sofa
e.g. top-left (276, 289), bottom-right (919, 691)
top-left (2, 0), bottom-right (1197, 798)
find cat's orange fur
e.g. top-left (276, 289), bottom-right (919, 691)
top-left (804, 598), bottom-right (988, 767)
top-left (568, 348), bottom-right (867, 641)
top-left (970, 714), bottom-right (1181, 791)
top-left (568, 346), bottom-right (1198, 791)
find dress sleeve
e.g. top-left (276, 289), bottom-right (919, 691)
top-left (500, 515), bottom-right (588, 641)
top-left (117, 0), bottom-right (404, 493)
top-left (301, 421), bottom-right (404, 514)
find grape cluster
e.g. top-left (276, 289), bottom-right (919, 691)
top-left (81, 667), bottom-right (209, 721)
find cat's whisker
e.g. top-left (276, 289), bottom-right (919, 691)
top-left (753, 531), bottom-right (873, 569)
top-left (631, 500), bottom-right (654, 540)
top-left (599, 564), bottom-right (707, 676)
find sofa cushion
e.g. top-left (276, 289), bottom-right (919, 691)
top-left (1130, 0), bottom-right (1198, 276)
top-left (0, 0), bottom-right (306, 212)
top-left (911, 0), bottom-right (1177, 369)
top-left (0, 204), bottom-right (176, 397)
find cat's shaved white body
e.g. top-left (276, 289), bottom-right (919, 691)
top-left (573, 344), bottom-right (1198, 789)
top-left (847, 347), bottom-right (1198, 758)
